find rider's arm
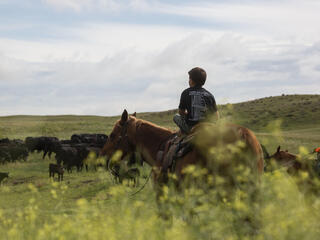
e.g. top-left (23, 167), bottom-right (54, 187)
top-left (178, 90), bottom-right (188, 117)
top-left (179, 108), bottom-right (187, 116)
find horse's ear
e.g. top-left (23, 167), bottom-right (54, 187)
top-left (277, 146), bottom-right (280, 152)
top-left (121, 109), bottom-right (128, 124)
top-left (285, 150), bottom-right (288, 152)
top-left (132, 112), bottom-right (136, 117)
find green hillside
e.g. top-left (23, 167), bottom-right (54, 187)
top-left (1, 94), bottom-right (319, 140)
top-left (220, 94), bottom-right (320, 131)
top-left (137, 94), bottom-right (320, 131)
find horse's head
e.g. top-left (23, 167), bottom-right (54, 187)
top-left (100, 110), bottom-right (137, 160)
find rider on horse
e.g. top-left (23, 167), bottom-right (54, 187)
top-left (173, 67), bottom-right (220, 134)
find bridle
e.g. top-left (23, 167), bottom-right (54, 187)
top-left (117, 122), bottom-right (130, 149)
top-left (111, 121), bottom-right (135, 160)
top-left (110, 121), bottom-right (153, 196)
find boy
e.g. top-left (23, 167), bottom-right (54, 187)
top-left (174, 67), bottom-right (219, 134)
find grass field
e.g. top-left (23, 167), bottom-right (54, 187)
top-left (1, 94), bottom-right (320, 239)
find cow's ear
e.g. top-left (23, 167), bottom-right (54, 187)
top-left (121, 109), bottom-right (128, 124)
top-left (277, 146), bottom-right (280, 152)
top-left (132, 112), bottom-right (136, 117)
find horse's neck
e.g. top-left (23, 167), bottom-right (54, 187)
top-left (134, 120), bottom-right (173, 166)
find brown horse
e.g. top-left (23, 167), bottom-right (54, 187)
top-left (101, 110), bottom-right (264, 188)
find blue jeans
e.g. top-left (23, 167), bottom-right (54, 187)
top-left (173, 114), bottom-right (192, 134)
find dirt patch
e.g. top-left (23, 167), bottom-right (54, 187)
top-left (72, 179), bottom-right (101, 188)
top-left (81, 179), bottom-right (97, 184)
top-left (11, 176), bottom-right (37, 185)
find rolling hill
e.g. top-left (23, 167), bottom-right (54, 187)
top-left (0, 94), bottom-right (319, 140)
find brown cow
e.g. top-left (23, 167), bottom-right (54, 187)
top-left (269, 146), bottom-right (302, 173)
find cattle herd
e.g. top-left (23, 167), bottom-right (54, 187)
top-left (0, 134), bottom-right (142, 184)
top-left (0, 134), bottom-right (110, 180)
top-left (1, 134), bottom-right (319, 184)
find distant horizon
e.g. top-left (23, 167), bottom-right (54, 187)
top-left (1, 93), bottom-right (318, 117)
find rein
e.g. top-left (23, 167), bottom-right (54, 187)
top-left (130, 169), bottom-right (153, 197)
top-left (130, 133), bottom-right (177, 196)
top-left (114, 121), bottom-right (152, 197)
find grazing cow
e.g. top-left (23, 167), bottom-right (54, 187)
top-left (25, 137), bottom-right (59, 159)
top-left (0, 146), bottom-right (11, 164)
top-left (60, 140), bottom-right (74, 145)
top-left (0, 172), bottom-right (9, 184)
top-left (0, 138), bottom-right (10, 144)
top-left (122, 168), bottom-right (140, 186)
top-left (81, 146), bottom-right (103, 171)
top-left (49, 164), bottom-right (64, 181)
top-left (8, 144), bottom-right (28, 162)
top-left (71, 134), bottom-right (108, 147)
top-left (109, 162), bottom-right (140, 186)
top-left (50, 134), bottom-right (108, 173)
top-left (54, 145), bottom-right (80, 172)
top-left (0, 138), bottom-right (28, 164)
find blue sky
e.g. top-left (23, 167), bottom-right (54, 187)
top-left (0, 0), bottom-right (319, 116)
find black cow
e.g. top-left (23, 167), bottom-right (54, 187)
top-left (54, 145), bottom-right (81, 172)
top-left (0, 138), bottom-right (10, 144)
top-left (25, 137), bottom-right (59, 159)
top-left (0, 146), bottom-right (11, 164)
top-left (0, 172), bottom-right (9, 184)
top-left (71, 134), bottom-right (108, 147)
top-left (81, 146), bottom-right (105, 171)
top-left (50, 134), bottom-right (108, 173)
top-left (60, 140), bottom-right (73, 145)
top-left (49, 164), bottom-right (64, 181)
top-left (0, 138), bottom-right (28, 164)
top-left (110, 165), bottom-right (140, 186)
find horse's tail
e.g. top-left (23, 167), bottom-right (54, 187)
top-left (237, 126), bottom-right (264, 174)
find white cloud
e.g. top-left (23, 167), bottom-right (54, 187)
top-left (41, 0), bottom-right (149, 12)
top-left (1, 28), bottom-right (319, 116)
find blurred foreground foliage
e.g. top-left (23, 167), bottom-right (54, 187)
top-left (1, 145), bottom-right (320, 240)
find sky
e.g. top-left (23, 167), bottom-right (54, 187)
top-left (0, 0), bottom-right (319, 116)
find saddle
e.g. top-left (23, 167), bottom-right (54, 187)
top-left (156, 132), bottom-right (195, 173)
